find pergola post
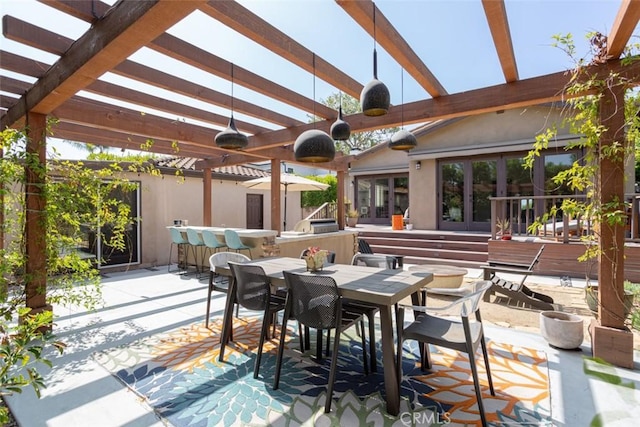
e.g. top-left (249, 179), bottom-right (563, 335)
top-left (0, 148), bottom-right (4, 252)
top-left (25, 112), bottom-right (52, 320)
top-left (270, 159), bottom-right (281, 235)
top-left (590, 83), bottom-right (633, 368)
top-left (337, 170), bottom-right (345, 230)
top-left (203, 167), bottom-right (212, 226)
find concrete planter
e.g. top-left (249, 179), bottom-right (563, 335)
top-left (540, 311), bottom-right (584, 350)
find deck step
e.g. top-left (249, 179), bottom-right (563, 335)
top-left (357, 230), bottom-right (490, 268)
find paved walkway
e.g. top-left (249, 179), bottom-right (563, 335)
top-left (4, 266), bottom-right (640, 426)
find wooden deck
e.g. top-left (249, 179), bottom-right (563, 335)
top-left (488, 239), bottom-right (640, 283)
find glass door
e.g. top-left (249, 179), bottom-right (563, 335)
top-left (440, 161), bottom-right (465, 230)
top-left (373, 178), bottom-right (390, 222)
top-left (440, 159), bottom-right (497, 231)
top-left (470, 159), bottom-right (497, 230)
top-left (355, 175), bottom-right (409, 224)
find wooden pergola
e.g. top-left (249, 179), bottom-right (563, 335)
top-left (2, 0), bottom-right (640, 368)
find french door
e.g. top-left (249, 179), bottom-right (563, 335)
top-left (355, 175), bottom-right (409, 224)
top-left (439, 151), bottom-right (580, 232)
top-left (440, 159), bottom-right (497, 231)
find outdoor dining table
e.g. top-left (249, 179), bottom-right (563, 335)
top-left (214, 256), bottom-right (433, 416)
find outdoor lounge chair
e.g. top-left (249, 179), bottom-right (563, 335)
top-left (481, 245), bottom-right (555, 310)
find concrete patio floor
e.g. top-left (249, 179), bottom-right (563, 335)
top-left (4, 265), bottom-right (640, 426)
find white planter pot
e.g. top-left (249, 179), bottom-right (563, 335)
top-left (539, 311), bottom-right (584, 350)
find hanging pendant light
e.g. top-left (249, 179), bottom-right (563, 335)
top-left (330, 93), bottom-right (351, 141)
top-left (389, 68), bottom-right (416, 151)
top-left (360, 2), bottom-right (389, 116)
top-left (294, 53), bottom-right (335, 163)
top-left (215, 63), bottom-right (248, 150)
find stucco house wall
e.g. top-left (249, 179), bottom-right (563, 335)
top-left (113, 168), bottom-right (300, 269)
top-left (347, 105), bottom-right (623, 230)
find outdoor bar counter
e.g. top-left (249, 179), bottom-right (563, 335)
top-left (171, 226), bottom-right (358, 266)
top-left (277, 229), bottom-right (359, 264)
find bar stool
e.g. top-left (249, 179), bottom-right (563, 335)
top-left (223, 229), bottom-right (252, 258)
top-left (202, 229), bottom-right (227, 260)
top-left (186, 228), bottom-right (206, 277)
top-left (168, 227), bottom-right (189, 273)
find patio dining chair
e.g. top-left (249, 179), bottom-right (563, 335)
top-left (273, 271), bottom-right (368, 413)
top-left (341, 253), bottom-right (397, 373)
top-left (206, 252), bottom-right (251, 329)
top-left (219, 262), bottom-right (285, 379)
top-left (396, 280), bottom-right (495, 427)
top-left (224, 229), bottom-right (252, 258)
top-left (168, 227), bottom-right (189, 273)
top-left (296, 250), bottom-right (336, 358)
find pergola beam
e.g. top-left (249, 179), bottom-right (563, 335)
top-left (202, 0), bottom-right (363, 100)
top-left (0, 19), bottom-right (301, 128)
top-left (336, 0), bottom-right (447, 98)
top-left (482, 0), bottom-right (519, 82)
top-left (149, 33), bottom-right (336, 120)
top-left (607, 0), bottom-right (640, 59)
top-left (0, 0), bottom-right (206, 128)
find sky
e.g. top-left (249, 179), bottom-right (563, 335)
top-left (0, 0), bottom-right (630, 159)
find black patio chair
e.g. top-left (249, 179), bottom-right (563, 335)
top-left (342, 253), bottom-right (401, 372)
top-left (396, 280), bottom-right (495, 427)
top-left (219, 262), bottom-right (285, 379)
top-left (274, 271), bottom-right (368, 413)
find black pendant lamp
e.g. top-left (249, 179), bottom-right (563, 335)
top-left (389, 68), bottom-right (417, 151)
top-left (294, 54), bottom-right (335, 163)
top-left (215, 63), bottom-right (248, 150)
top-left (360, 2), bottom-right (389, 116)
top-left (330, 93), bottom-right (351, 141)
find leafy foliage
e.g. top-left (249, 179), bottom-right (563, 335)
top-left (525, 32), bottom-right (640, 327)
top-left (320, 93), bottom-right (398, 154)
top-left (300, 175), bottom-right (336, 207)
top-left (1, 125), bottom-right (158, 412)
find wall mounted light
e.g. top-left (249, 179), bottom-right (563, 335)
top-left (415, 161), bottom-right (421, 170)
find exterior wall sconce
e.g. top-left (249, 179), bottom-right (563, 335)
top-left (415, 161), bottom-right (421, 170)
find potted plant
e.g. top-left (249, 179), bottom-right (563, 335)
top-left (302, 247), bottom-right (328, 272)
top-left (585, 281), bottom-right (636, 318)
top-left (496, 218), bottom-right (512, 240)
top-left (346, 209), bottom-right (359, 227)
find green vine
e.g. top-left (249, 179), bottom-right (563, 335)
top-left (525, 32), bottom-right (640, 326)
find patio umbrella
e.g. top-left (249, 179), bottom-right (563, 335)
top-left (242, 173), bottom-right (329, 230)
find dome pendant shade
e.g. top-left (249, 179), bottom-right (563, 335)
top-left (361, 78), bottom-right (390, 116)
top-left (294, 129), bottom-right (335, 163)
top-left (389, 129), bottom-right (417, 151)
top-left (330, 106), bottom-right (351, 140)
top-left (215, 116), bottom-right (248, 149)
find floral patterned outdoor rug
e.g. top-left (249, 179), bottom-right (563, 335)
top-left (95, 317), bottom-right (551, 426)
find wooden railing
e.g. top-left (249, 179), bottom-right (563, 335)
top-left (489, 193), bottom-right (640, 243)
top-left (305, 202), bottom-right (338, 220)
